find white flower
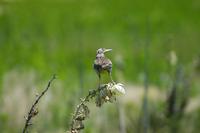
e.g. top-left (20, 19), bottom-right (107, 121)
top-left (109, 83), bottom-right (125, 95)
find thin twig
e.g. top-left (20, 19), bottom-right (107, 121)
top-left (22, 75), bottom-right (56, 133)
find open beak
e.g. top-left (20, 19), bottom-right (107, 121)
top-left (104, 48), bottom-right (112, 53)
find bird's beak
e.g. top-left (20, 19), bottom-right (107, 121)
top-left (104, 49), bottom-right (112, 53)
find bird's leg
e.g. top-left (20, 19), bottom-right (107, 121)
top-left (109, 71), bottom-right (115, 84)
top-left (98, 73), bottom-right (101, 88)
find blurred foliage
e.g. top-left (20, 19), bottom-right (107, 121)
top-left (0, 0), bottom-right (199, 132)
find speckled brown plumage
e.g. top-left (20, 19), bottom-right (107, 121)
top-left (93, 48), bottom-right (113, 84)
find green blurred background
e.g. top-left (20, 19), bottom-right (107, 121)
top-left (0, 0), bottom-right (200, 132)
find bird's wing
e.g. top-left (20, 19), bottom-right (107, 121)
top-left (102, 58), bottom-right (112, 69)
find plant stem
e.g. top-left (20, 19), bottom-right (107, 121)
top-left (22, 75), bottom-right (56, 133)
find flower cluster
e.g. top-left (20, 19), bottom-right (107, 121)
top-left (96, 82), bottom-right (125, 107)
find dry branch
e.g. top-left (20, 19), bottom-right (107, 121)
top-left (69, 83), bottom-right (125, 133)
top-left (22, 75), bottom-right (56, 133)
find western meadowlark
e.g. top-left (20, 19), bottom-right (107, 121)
top-left (93, 48), bottom-right (113, 86)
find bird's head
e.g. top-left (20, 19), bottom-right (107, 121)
top-left (96, 48), bottom-right (112, 55)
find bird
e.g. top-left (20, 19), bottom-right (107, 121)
top-left (93, 48), bottom-right (113, 86)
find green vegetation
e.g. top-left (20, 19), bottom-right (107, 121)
top-left (0, 0), bottom-right (199, 132)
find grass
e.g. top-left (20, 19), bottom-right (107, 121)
top-left (0, 0), bottom-right (200, 132)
